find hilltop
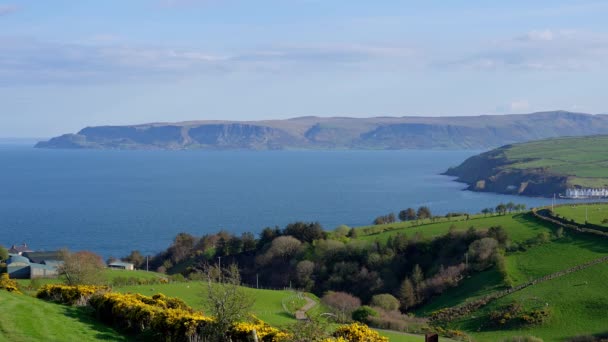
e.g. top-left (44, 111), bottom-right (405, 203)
top-left (444, 135), bottom-right (608, 197)
top-left (36, 111), bottom-right (608, 150)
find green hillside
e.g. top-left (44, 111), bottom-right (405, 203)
top-left (417, 204), bottom-right (608, 341)
top-left (445, 135), bottom-right (608, 196)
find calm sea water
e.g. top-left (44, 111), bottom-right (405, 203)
top-left (0, 146), bottom-right (566, 258)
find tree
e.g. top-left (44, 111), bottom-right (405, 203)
top-left (370, 294), bottom-right (400, 311)
top-left (496, 203), bottom-right (507, 215)
top-left (506, 202), bottom-right (515, 213)
top-left (399, 208), bottom-right (417, 221)
top-left (58, 249), bottom-right (105, 285)
top-left (241, 232), bottom-right (257, 252)
top-left (203, 263), bottom-right (254, 340)
top-left (287, 317), bottom-right (331, 342)
top-left (481, 208), bottom-right (490, 216)
top-left (321, 291), bottom-right (361, 323)
top-left (411, 264), bottom-right (424, 286)
top-left (399, 277), bottom-right (416, 310)
top-left (124, 250), bottom-right (145, 268)
top-left (169, 232), bottom-right (196, 263)
top-left (416, 206), bottom-right (432, 220)
top-left (283, 222), bottom-right (325, 243)
top-left (257, 236), bottom-right (302, 265)
top-left (351, 305), bottom-right (378, 323)
top-left (0, 245), bottom-right (8, 262)
top-left (295, 260), bottom-right (315, 290)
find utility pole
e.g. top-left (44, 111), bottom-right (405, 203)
top-left (146, 255), bottom-right (149, 272)
top-left (217, 256), bottom-right (221, 269)
top-left (256, 273), bottom-right (259, 289)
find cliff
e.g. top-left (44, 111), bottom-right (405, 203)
top-left (36, 111), bottom-right (608, 150)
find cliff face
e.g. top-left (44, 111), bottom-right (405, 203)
top-left (36, 111), bottom-right (608, 150)
top-left (444, 143), bottom-right (572, 197)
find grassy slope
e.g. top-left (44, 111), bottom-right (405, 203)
top-left (503, 135), bottom-right (608, 187)
top-left (429, 205), bottom-right (608, 341)
top-left (554, 203), bottom-right (608, 227)
top-left (454, 262), bottom-right (608, 341)
top-left (356, 213), bottom-right (552, 244)
top-left (0, 291), bottom-right (128, 342)
top-left (114, 282), bottom-right (300, 327)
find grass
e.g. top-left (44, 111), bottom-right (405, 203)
top-left (355, 213), bottom-right (552, 244)
top-left (452, 262), bottom-right (608, 341)
top-left (114, 282), bottom-right (301, 327)
top-left (500, 135), bottom-right (608, 187)
top-left (420, 205), bottom-right (608, 341)
top-left (505, 232), bottom-right (608, 285)
top-left (0, 291), bottom-right (128, 342)
top-left (554, 203), bottom-right (608, 226)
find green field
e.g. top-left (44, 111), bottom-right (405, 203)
top-left (0, 291), bottom-right (128, 342)
top-left (356, 213), bottom-right (552, 244)
top-left (422, 204), bottom-right (608, 341)
top-left (114, 282), bottom-right (303, 327)
top-left (453, 262), bottom-right (608, 341)
top-left (554, 203), bottom-right (608, 226)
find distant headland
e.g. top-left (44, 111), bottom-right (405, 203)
top-left (444, 135), bottom-right (608, 198)
top-left (36, 111), bottom-right (608, 150)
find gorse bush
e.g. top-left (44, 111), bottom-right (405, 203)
top-left (0, 273), bottom-right (21, 294)
top-left (36, 284), bottom-right (108, 305)
top-left (331, 323), bottom-right (388, 342)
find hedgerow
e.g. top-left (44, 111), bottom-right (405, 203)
top-left (36, 284), bottom-right (108, 305)
top-left (0, 273), bottom-right (21, 294)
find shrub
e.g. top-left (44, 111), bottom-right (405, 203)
top-left (332, 322), bottom-right (388, 342)
top-left (36, 284), bottom-right (109, 306)
top-left (370, 294), bottom-right (400, 311)
top-left (501, 337), bottom-right (544, 342)
top-left (0, 273), bottom-right (21, 294)
top-left (351, 306), bottom-right (378, 323)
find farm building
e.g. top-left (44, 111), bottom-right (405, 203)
top-left (8, 243), bottom-right (33, 255)
top-left (108, 261), bottom-right (135, 270)
top-left (6, 253), bottom-right (60, 279)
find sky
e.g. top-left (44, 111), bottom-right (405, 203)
top-left (2, 0), bottom-right (608, 137)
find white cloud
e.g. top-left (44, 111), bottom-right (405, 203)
top-left (0, 37), bottom-right (419, 84)
top-left (447, 29), bottom-right (608, 71)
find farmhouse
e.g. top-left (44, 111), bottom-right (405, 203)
top-left (108, 261), bottom-right (135, 270)
top-left (8, 243), bottom-right (33, 255)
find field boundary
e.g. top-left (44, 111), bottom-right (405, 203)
top-left (532, 207), bottom-right (608, 237)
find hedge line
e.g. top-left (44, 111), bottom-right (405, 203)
top-left (35, 284), bottom-right (387, 342)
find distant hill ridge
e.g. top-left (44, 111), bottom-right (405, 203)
top-left (36, 110), bottom-right (608, 150)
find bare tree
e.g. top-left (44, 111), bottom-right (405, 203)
top-left (203, 263), bottom-right (254, 340)
top-left (321, 291), bottom-right (361, 323)
top-left (58, 249), bottom-right (105, 285)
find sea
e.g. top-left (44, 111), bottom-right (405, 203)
top-left (0, 145), bottom-right (571, 259)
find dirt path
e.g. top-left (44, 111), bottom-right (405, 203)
top-left (295, 295), bottom-right (317, 320)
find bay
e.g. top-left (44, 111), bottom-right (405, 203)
top-left (0, 146), bottom-right (565, 258)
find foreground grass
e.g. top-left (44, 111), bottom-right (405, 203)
top-left (114, 282), bottom-right (299, 327)
top-left (0, 291), bottom-right (128, 342)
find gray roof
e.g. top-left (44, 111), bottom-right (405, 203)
top-left (7, 255), bottom-right (31, 265)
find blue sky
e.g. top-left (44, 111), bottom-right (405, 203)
top-left (2, 0), bottom-right (608, 137)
